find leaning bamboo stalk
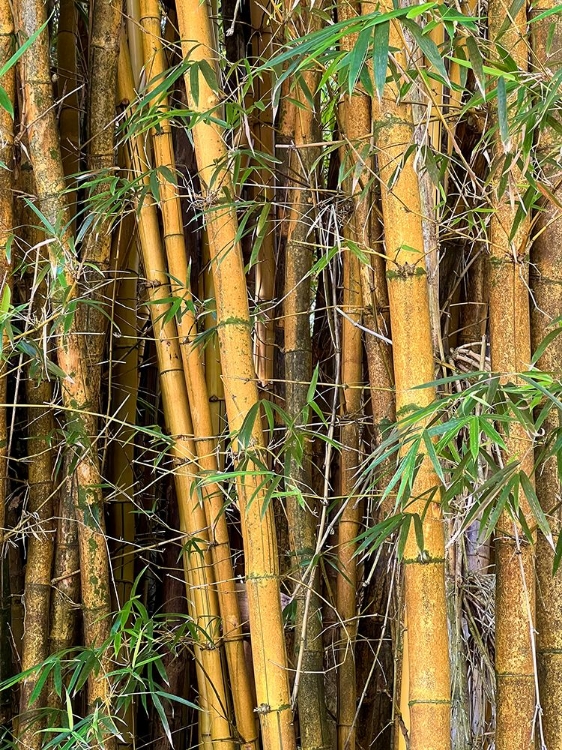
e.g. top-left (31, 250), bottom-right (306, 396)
top-left (136, 10), bottom-right (258, 744)
top-left (488, 3), bottom-right (535, 749)
top-left (118, 41), bottom-right (235, 750)
top-left (15, 0), bottom-right (114, 732)
top-left (374, 5), bottom-right (451, 750)
top-left (530, 4), bottom-right (562, 749)
top-left (174, 3), bottom-right (296, 747)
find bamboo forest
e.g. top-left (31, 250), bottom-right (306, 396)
top-left (1, 0), bottom-right (562, 747)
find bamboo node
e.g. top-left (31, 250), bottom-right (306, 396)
top-left (254, 703), bottom-right (271, 715)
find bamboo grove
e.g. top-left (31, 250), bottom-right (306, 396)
top-left (0, 0), bottom-right (562, 747)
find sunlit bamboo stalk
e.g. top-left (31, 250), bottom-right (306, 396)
top-left (488, 3), bottom-right (535, 748)
top-left (174, 2), bottom-right (296, 745)
top-left (15, 0), bottom-right (114, 733)
top-left (118, 40), bottom-right (235, 749)
top-left (374, 5), bottom-right (451, 750)
top-left (530, 4), bottom-right (562, 749)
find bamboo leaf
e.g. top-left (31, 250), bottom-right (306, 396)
top-left (347, 25), bottom-right (372, 95)
top-left (469, 417), bottom-right (480, 461)
top-left (397, 514), bottom-right (412, 558)
top-left (531, 324), bottom-right (562, 365)
top-left (0, 85), bottom-right (13, 118)
top-left (519, 470), bottom-right (551, 540)
top-left (496, 0), bottom-right (526, 39)
top-left (497, 77), bottom-right (509, 148)
top-left (465, 36), bottom-right (486, 96)
top-left (402, 18), bottom-right (448, 81)
top-left (412, 513), bottom-right (425, 555)
top-left (0, 16), bottom-right (50, 78)
top-left (373, 21), bottom-right (390, 98)
top-left (553, 532), bottom-right (562, 574)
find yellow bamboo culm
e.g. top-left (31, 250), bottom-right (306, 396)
top-left (0, 0), bottom-right (13, 542)
top-left (15, 0), bottom-right (115, 737)
top-left (530, 5), bottom-right (562, 749)
top-left (374, 7), bottom-right (451, 750)
top-left (488, 2), bottom-right (535, 749)
top-left (137, 5), bottom-right (258, 744)
top-left (118, 40), bottom-right (235, 750)
top-left (250, 0), bottom-right (275, 389)
top-left (174, 2), bottom-right (296, 747)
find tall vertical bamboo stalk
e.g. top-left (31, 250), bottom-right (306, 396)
top-left (48, 3), bottom-right (81, 673)
top-left (0, 0), bottom-right (14, 545)
top-left (57, 0), bottom-right (80, 224)
top-left (108, 215), bottom-right (138, 750)
top-left (18, 373), bottom-right (55, 748)
top-left (174, 2), bottom-right (296, 747)
top-left (530, 5), bottom-right (562, 748)
top-left (118, 41), bottom-right (235, 750)
top-left (82, 0), bottom-right (122, 392)
top-left (250, 0), bottom-right (275, 390)
top-left (15, 0), bottom-right (114, 733)
top-left (374, 5), bottom-right (451, 750)
top-left (0, 0), bottom-right (14, 727)
top-left (137, 11), bottom-right (257, 743)
top-left (488, 3), bottom-right (535, 748)
top-left (283, 44), bottom-right (329, 750)
top-left (335, 3), bottom-right (373, 746)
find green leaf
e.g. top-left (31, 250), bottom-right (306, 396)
top-left (553, 532), bottom-right (562, 574)
top-left (347, 25), bottom-right (372, 95)
top-left (531, 324), bottom-right (562, 365)
top-left (29, 660), bottom-right (53, 705)
top-left (190, 62), bottom-right (200, 107)
top-left (373, 21), bottom-right (390, 98)
top-left (397, 514), bottom-right (412, 559)
top-left (497, 76), bottom-right (509, 148)
top-left (0, 16), bottom-right (50, 78)
top-left (519, 470), bottom-right (551, 540)
top-left (0, 85), bottom-right (13, 118)
top-left (402, 18), bottom-right (448, 81)
top-left (469, 417), bottom-right (480, 461)
top-left (412, 513), bottom-right (424, 555)
top-left (465, 36), bottom-right (486, 96)
top-left (496, 0), bottom-right (526, 39)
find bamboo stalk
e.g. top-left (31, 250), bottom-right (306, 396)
top-left (18, 374), bottom-right (55, 748)
top-left (335, 3), bottom-right (373, 746)
top-left (57, 0), bottom-right (80, 223)
top-left (136, 10), bottom-right (258, 743)
top-left (15, 0), bottom-right (114, 733)
top-left (374, 6), bottom-right (451, 750)
top-left (108, 215), bottom-right (138, 750)
top-left (250, 0), bottom-right (275, 390)
top-left (530, 5), bottom-right (562, 749)
top-left (488, 3), bottom-right (535, 748)
top-left (81, 0), bottom-right (122, 394)
top-left (118, 41), bottom-right (235, 750)
top-left (174, 3), bottom-right (296, 746)
top-left (283, 62), bottom-right (329, 750)
top-left (0, 0), bottom-right (13, 725)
